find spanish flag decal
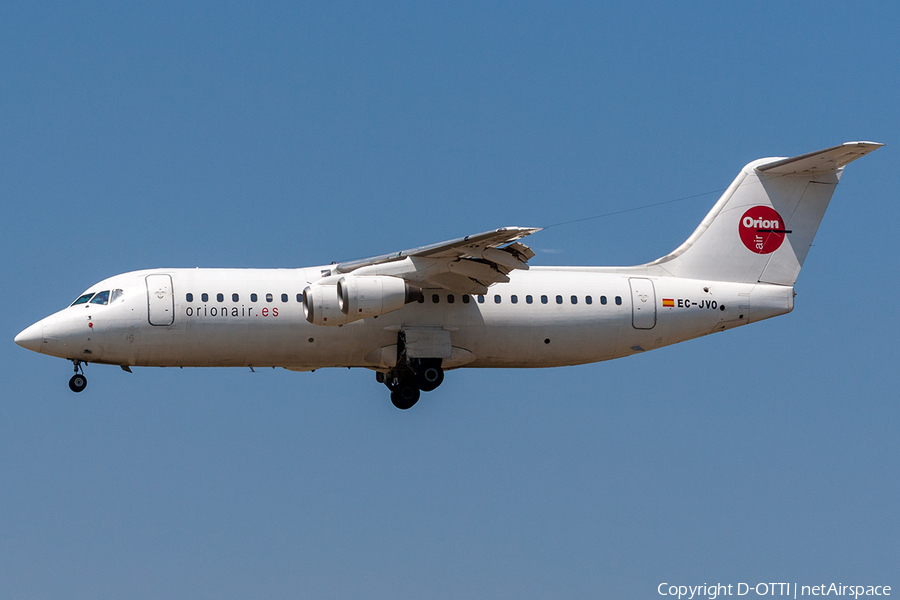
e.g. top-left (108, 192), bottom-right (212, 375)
top-left (662, 298), bottom-right (675, 307)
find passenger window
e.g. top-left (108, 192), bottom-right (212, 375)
top-left (72, 293), bottom-right (94, 306)
top-left (601, 295), bottom-right (607, 305)
top-left (217, 293), bottom-right (224, 302)
top-left (281, 293), bottom-right (288, 303)
top-left (185, 293), bottom-right (193, 303)
top-left (447, 294), bottom-right (455, 304)
top-left (233, 293), bottom-right (240, 302)
top-left (201, 293), bottom-right (209, 302)
top-left (462, 295), bottom-right (470, 304)
top-left (526, 295), bottom-right (533, 304)
top-left (494, 295), bottom-right (501, 304)
top-left (586, 295), bottom-right (592, 305)
top-left (478, 295), bottom-right (485, 304)
top-left (417, 295), bottom-right (425, 303)
top-left (432, 294), bottom-right (440, 303)
top-left (251, 293), bottom-right (258, 302)
top-left (297, 294), bottom-right (302, 303)
top-left (541, 295), bottom-right (548, 304)
top-left (266, 293), bottom-right (273, 302)
top-left (615, 296), bottom-right (622, 305)
top-left (571, 295), bottom-right (577, 305)
top-left (511, 295), bottom-right (518, 304)
top-left (556, 295), bottom-right (563, 304)
top-left (90, 290), bottom-right (110, 305)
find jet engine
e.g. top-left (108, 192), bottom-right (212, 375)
top-left (303, 276), bottom-right (422, 326)
top-left (302, 284), bottom-right (349, 326)
top-left (338, 276), bottom-right (422, 322)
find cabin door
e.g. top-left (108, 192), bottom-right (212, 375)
top-left (146, 274), bottom-right (175, 326)
top-left (629, 278), bottom-right (657, 330)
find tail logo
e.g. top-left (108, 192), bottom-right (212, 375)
top-left (739, 206), bottom-right (789, 254)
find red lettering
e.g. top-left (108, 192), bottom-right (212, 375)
top-left (272, 307), bottom-right (278, 317)
top-left (262, 307), bottom-right (269, 317)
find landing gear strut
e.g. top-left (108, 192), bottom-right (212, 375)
top-left (69, 360), bottom-right (87, 393)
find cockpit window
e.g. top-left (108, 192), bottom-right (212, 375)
top-left (110, 289), bottom-right (125, 304)
top-left (71, 293), bottom-right (94, 306)
top-left (89, 290), bottom-right (110, 305)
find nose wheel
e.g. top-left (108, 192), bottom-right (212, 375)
top-left (69, 360), bottom-right (87, 393)
top-left (69, 374), bottom-right (87, 393)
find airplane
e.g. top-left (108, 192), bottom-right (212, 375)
top-left (15, 141), bottom-right (882, 409)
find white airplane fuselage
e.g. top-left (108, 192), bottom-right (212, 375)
top-left (15, 141), bottom-right (881, 408)
top-left (21, 266), bottom-right (792, 370)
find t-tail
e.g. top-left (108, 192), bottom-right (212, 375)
top-left (648, 141), bottom-right (883, 284)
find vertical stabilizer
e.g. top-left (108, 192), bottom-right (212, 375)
top-left (648, 142), bottom-right (882, 285)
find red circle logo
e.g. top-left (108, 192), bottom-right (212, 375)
top-left (739, 206), bottom-right (787, 254)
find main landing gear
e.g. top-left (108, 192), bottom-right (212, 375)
top-left (68, 360), bottom-right (87, 393)
top-left (377, 358), bottom-right (444, 410)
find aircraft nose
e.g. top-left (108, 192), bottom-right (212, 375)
top-left (14, 321), bottom-right (44, 353)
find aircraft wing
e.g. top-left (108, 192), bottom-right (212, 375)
top-left (332, 227), bottom-right (542, 294)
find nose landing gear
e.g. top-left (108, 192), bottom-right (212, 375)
top-left (68, 360), bottom-right (87, 393)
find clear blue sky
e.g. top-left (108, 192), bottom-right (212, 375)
top-left (2, 2), bottom-right (898, 598)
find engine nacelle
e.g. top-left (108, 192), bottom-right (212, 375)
top-left (302, 284), bottom-right (350, 326)
top-left (337, 276), bottom-right (422, 323)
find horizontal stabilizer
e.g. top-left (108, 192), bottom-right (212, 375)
top-left (757, 141), bottom-right (883, 175)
